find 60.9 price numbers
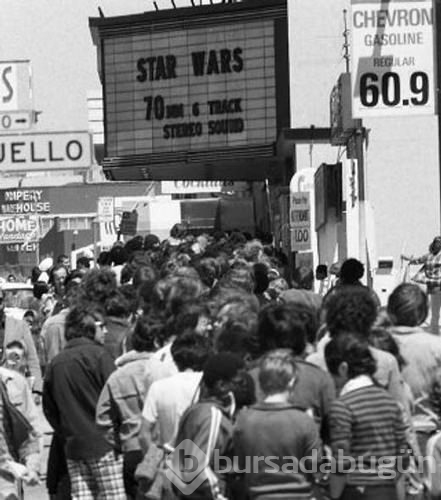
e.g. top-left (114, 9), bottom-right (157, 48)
top-left (359, 71), bottom-right (429, 108)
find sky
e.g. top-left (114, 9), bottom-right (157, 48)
top-left (0, 0), bottom-right (220, 132)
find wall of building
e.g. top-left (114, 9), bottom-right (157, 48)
top-left (288, 0), bottom-right (440, 270)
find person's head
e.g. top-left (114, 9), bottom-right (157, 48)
top-left (33, 281), bottom-right (49, 300)
top-left (97, 251), bottom-right (112, 268)
top-left (215, 320), bottom-right (258, 363)
top-left (82, 268), bottom-right (117, 305)
top-left (220, 268), bottom-right (255, 294)
top-left (171, 330), bottom-right (212, 372)
top-left (325, 286), bottom-right (378, 338)
top-left (259, 349), bottom-right (296, 397)
top-left (315, 264), bottom-right (328, 281)
top-left (430, 236), bottom-right (441, 255)
top-left (23, 309), bottom-right (36, 328)
top-left (57, 254), bottom-right (70, 269)
top-left (110, 245), bottom-right (128, 266)
top-left (104, 291), bottom-right (130, 319)
top-left (3, 340), bottom-right (26, 370)
top-left (257, 303), bottom-right (308, 356)
top-left (339, 258), bottom-right (364, 284)
top-left (76, 256), bottom-right (91, 274)
top-left (201, 352), bottom-right (246, 405)
top-left (131, 314), bottom-right (162, 353)
top-left (144, 234), bottom-right (160, 252)
top-left (50, 264), bottom-right (68, 293)
top-left (325, 333), bottom-right (377, 391)
top-left (196, 258), bottom-right (220, 289)
top-left (387, 283), bottom-right (428, 327)
top-left (65, 303), bottom-right (107, 343)
top-left (369, 328), bottom-right (406, 371)
top-left (7, 274), bottom-right (16, 283)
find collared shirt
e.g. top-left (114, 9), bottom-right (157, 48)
top-left (339, 375), bottom-right (374, 397)
top-left (413, 251), bottom-right (441, 292)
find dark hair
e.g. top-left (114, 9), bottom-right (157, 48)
top-left (83, 269), bottom-right (117, 305)
top-left (23, 310), bottom-right (35, 320)
top-left (33, 281), bottom-right (49, 300)
top-left (97, 251), bottom-right (112, 267)
top-left (316, 265), bottom-right (328, 278)
top-left (57, 254), bottom-right (68, 264)
top-left (65, 304), bottom-right (103, 341)
top-left (5, 340), bottom-right (25, 351)
top-left (133, 265), bottom-right (157, 290)
top-left (257, 303), bottom-right (307, 355)
top-left (325, 334), bottom-right (377, 378)
top-left (216, 320), bottom-right (258, 359)
top-left (430, 237), bottom-right (441, 255)
top-left (110, 245), bottom-right (128, 266)
top-left (30, 266), bottom-right (42, 284)
top-left (259, 350), bottom-right (296, 396)
top-left (171, 330), bottom-right (212, 371)
top-left (387, 283), bottom-right (428, 327)
top-left (76, 256), bottom-right (91, 270)
top-left (104, 291), bottom-right (130, 318)
top-left (369, 328), bottom-right (406, 371)
top-left (202, 352), bottom-right (245, 390)
top-left (325, 286), bottom-right (378, 338)
top-left (196, 258), bottom-right (220, 288)
top-left (253, 263), bottom-right (269, 294)
top-left (49, 264), bottom-right (67, 286)
top-left (339, 258), bottom-right (364, 284)
top-left (168, 301), bottom-right (211, 339)
top-left (118, 284), bottom-right (139, 315)
top-left (131, 315), bottom-right (162, 352)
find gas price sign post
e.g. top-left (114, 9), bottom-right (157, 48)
top-left (351, 0), bottom-right (435, 117)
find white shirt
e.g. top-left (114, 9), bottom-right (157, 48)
top-left (142, 371), bottom-right (202, 445)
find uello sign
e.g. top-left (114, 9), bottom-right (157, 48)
top-left (0, 131), bottom-right (92, 172)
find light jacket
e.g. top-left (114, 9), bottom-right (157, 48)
top-left (96, 350), bottom-right (173, 452)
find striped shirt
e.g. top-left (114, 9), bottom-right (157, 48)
top-left (329, 382), bottom-right (408, 485)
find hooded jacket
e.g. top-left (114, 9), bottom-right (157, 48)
top-left (96, 350), bottom-right (174, 452)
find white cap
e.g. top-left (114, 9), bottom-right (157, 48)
top-left (39, 257), bottom-right (53, 272)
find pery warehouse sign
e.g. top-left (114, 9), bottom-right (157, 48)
top-left (90, 1), bottom-right (288, 161)
top-left (0, 189), bottom-right (51, 215)
top-left (351, 0), bottom-right (435, 117)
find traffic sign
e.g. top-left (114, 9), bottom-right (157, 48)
top-left (0, 111), bottom-right (32, 131)
top-left (290, 192), bottom-right (312, 252)
top-left (97, 197), bottom-right (114, 223)
top-left (120, 211), bottom-right (138, 236)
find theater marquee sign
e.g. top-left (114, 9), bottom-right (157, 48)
top-left (90, 0), bottom-right (289, 180)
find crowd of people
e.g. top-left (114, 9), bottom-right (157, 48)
top-left (0, 227), bottom-right (440, 500)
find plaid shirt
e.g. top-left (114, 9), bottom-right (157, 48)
top-left (413, 252), bottom-right (441, 292)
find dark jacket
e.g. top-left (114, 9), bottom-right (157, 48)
top-left (104, 316), bottom-right (130, 360)
top-left (233, 402), bottom-right (322, 493)
top-left (173, 399), bottom-right (234, 499)
top-left (43, 337), bottom-right (115, 460)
